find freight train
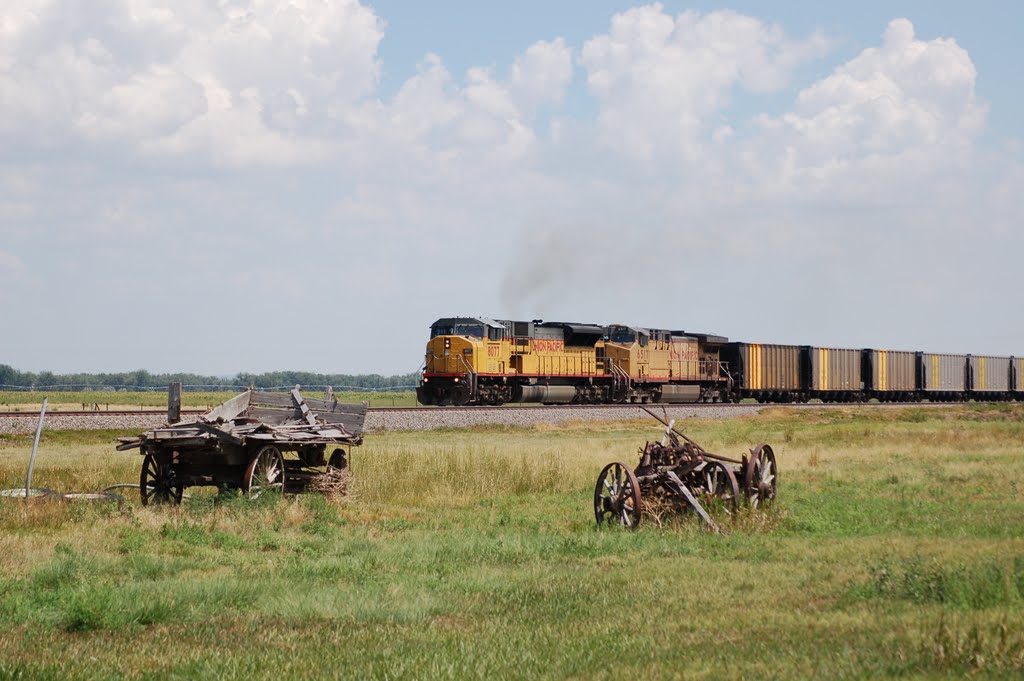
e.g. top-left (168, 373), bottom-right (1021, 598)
top-left (416, 317), bottom-right (1023, 406)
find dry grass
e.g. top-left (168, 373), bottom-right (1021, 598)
top-left (308, 467), bottom-right (349, 500)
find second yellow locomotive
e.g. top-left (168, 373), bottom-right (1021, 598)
top-left (417, 317), bottom-right (731, 406)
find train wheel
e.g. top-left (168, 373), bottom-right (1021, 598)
top-left (594, 462), bottom-right (642, 529)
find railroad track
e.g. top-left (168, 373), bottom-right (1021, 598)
top-left (0, 401), bottom-right (971, 419)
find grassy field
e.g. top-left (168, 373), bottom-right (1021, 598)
top-left (0, 390), bottom-right (419, 411)
top-left (1, 406), bottom-right (1023, 679)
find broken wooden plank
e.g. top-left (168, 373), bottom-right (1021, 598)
top-left (203, 390), bottom-right (252, 423)
top-left (291, 388), bottom-right (319, 426)
top-left (244, 406), bottom-right (302, 425)
top-left (311, 411), bottom-right (366, 434)
top-left (303, 397), bottom-right (368, 415)
top-left (194, 421), bottom-right (244, 446)
top-left (248, 392), bottom-right (297, 408)
top-left (247, 391), bottom-right (366, 424)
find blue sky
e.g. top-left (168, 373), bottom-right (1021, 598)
top-left (369, 1), bottom-right (1023, 142)
top-left (1, 1), bottom-right (1022, 375)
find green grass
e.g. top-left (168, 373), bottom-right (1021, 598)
top-left (0, 406), bottom-right (1023, 679)
top-left (0, 390), bottom-right (418, 411)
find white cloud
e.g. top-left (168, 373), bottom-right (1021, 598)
top-left (578, 4), bottom-right (828, 162)
top-left (0, 2), bottom-right (574, 171)
top-left (509, 38), bottom-right (573, 112)
top-left (0, 0), bottom-right (384, 165)
top-left (746, 18), bottom-right (987, 196)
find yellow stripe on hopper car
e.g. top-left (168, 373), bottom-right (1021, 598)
top-left (825, 348), bottom-right (830, 390)
top-left (879, 351), bottom-right (887, 391)
top-left (819, 348), bottom-right (827, 391)
top-left (979, 357), bottom-right (986, 390)
top-left (932, 356), bottom-right (940, 390)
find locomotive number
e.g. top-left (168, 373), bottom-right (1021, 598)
top-left (487, 345), bottom-right (501, 358)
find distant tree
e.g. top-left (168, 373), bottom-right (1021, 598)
top-left (0, 365), bottom-right (419, 391)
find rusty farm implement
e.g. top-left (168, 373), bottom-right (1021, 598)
top-left (594, 407), bottom-right (777, 530)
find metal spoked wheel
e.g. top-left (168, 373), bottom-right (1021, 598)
top-left (244, 445), bottom-right (287, 499)
top-left (594, 461), bottom-right (642, 529)
top-left (700, 461), bottom-right (740, 513)
top-left (140, 453), bottom-right (184, 506)
top-left (744, 444), bottom-right (778, 509)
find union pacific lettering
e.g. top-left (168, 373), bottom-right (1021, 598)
top-left (532, 339), bottom-right (565, 353)
top-left (670, 344), bottom-right (699, 361)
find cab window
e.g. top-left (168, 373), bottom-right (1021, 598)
top-left (455, 324), bottom-right (484, 338)
top-left (610, 327), bottom-right (636, 344)
top-left (431, 325), bottom-right (454, 338)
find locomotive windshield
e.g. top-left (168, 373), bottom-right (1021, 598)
top-left (431, 323), bottom-right (485, 339)
top-left (609, 327), bottom-right (637, 344)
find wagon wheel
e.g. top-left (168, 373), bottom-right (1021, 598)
top-left (327, 448), bottom-right (348, 471)
top-left (744, 444), bottom-right (778, 509)
top-left (700, 461), bottom-right (740, 513)
top-left (244, 445), bottom-right (287, 499)
top-left (139, 453), bottom-right (183, 506)
top-left (594, 462), bottom-right (642, 529)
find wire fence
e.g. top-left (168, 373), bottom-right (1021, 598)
top-left (0, 384), bottom-right (418, 393)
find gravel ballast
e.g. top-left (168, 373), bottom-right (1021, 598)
top-left (364, 405), bottom-right (763, 431)
top-left (0, 405), bottom-right (763, 436)
top-left (0, 414), bottom-right (168, 436)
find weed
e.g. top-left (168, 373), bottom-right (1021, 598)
top-left (858, 556), bottom-right (1023, 608)
top-left (922, 617), bottom-right (1024, 673)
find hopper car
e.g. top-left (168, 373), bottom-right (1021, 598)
top-left (417, 317), bottom-right (1023, 406)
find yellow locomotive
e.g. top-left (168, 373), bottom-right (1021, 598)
top-left (417, 317), bottom-right (731, 406)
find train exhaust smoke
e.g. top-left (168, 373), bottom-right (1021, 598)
top-left (498, 220), bottom-right (629, 315)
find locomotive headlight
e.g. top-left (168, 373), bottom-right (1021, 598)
top-left (444, 338), bottom-right (451, 349)
top-left (423, 378), bottom-right (428, 383)
top-left (454, 377), bottom-right (460, 383)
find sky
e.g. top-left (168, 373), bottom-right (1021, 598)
top-left (1, 1), bottom-right (1022, 376)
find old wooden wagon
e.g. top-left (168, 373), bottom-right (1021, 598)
top-left (117, 388), bottom-right (367, 505)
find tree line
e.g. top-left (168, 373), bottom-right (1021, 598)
top-left (0, 364), bottom-right (419, 391)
